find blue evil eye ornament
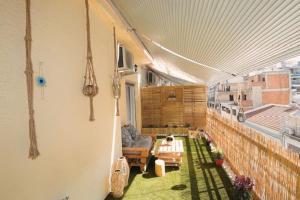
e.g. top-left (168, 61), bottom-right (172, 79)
top-left (36, 76), bottom-right (46, 87)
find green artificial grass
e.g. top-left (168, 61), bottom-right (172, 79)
top-left (106, 137), bottom-right (234, 200)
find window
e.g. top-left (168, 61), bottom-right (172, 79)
top-left (226, 108), bottom-right (231, 114)
top-left (243, 94), bottom-right (247, 100)
top-left (262, 77), bottom-right (265, 82)
top-left (126, 83), bottom-right (136, 126)
top-left (229, 94), bottom-right (234, 101)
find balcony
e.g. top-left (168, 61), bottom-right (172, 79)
top-left (107, 137), bottom-right (234, 199)
top-left (106, 87), bottom-right (300, 200)
top-left (2, 0), bottom-right (300, 200)
top-left (104, 106), bottom-right (300, 200)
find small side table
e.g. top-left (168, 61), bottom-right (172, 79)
top-left (155, 159), bottom-right (165, 177)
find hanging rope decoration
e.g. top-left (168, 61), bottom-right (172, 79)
top-left (83, 0), bottom-right (98, 121)
top-left (112, 27), bottom-right (121, 116)
top-left (25, 0), bottom-right (40, 159)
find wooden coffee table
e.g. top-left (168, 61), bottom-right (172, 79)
top-left (152, 139), bottom-right (184, 166)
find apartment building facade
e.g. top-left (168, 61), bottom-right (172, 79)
top-left (214, 70), bottom-right (291, 111)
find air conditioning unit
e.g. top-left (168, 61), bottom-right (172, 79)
top-left (147, 71), bottom-right (156, 85)
top-left (117, 43), bottom-right (135, 73)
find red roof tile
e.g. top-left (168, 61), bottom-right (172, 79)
top-left (247, 106), bottom-right (297, 132)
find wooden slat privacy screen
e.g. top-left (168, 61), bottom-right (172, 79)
top-left (141, 85), bottom-right (207, 128)
top-left (206, 109), bottom-right (300, 200)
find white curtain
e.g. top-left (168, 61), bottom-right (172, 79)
top-left (125, 83), bottom-right (136, 127)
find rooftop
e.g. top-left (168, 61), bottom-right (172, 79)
top-left (246, 105), bottom-right (297, 132)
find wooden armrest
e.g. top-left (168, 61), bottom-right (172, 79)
top-left (122, 147), bottom-right (149, 158)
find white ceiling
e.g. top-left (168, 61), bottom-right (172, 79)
top-left (111, 0), bottom-right (300, 84)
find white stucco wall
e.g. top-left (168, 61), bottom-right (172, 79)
top-left (0, 0), bottom-right (132, 199)
top-left (119, 71), bottom-right (143, 132)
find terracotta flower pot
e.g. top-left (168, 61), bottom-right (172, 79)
top-left (215, 159), bottom-right (224, 166)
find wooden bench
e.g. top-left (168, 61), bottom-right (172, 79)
top-left (122, 133), bottom-right (156, 171)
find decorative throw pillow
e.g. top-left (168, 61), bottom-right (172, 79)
top-left (126, 124), bottom-right (138, 140)
top-left (121, 127), bottom-right (133, 147)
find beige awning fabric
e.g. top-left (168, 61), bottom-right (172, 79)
top-left (110, 0), bottom-right (300, 84)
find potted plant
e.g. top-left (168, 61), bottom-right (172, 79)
top-left (214, 149), bottom-right (224, 166)
top-left (233, 175), bottom-right (254, 200)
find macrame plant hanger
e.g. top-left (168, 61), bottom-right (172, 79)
top-left (25, 0), bottom-right (39, 159)
top-left (83, 0), bottom-right (98, 121)
top-left (112, 27), bottom-right (121, 116)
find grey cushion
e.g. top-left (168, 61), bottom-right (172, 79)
top-left (121, 127), bottom-right (133, 147)
top-left (125, 135), bottom-right (153, 155)
top-left (132, 135), bottom-right (152, 150)
top-left (126, 124), bottom-right (138, 140)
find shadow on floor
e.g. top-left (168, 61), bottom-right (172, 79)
top-left (191, 138), bottom-right (234, 199)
